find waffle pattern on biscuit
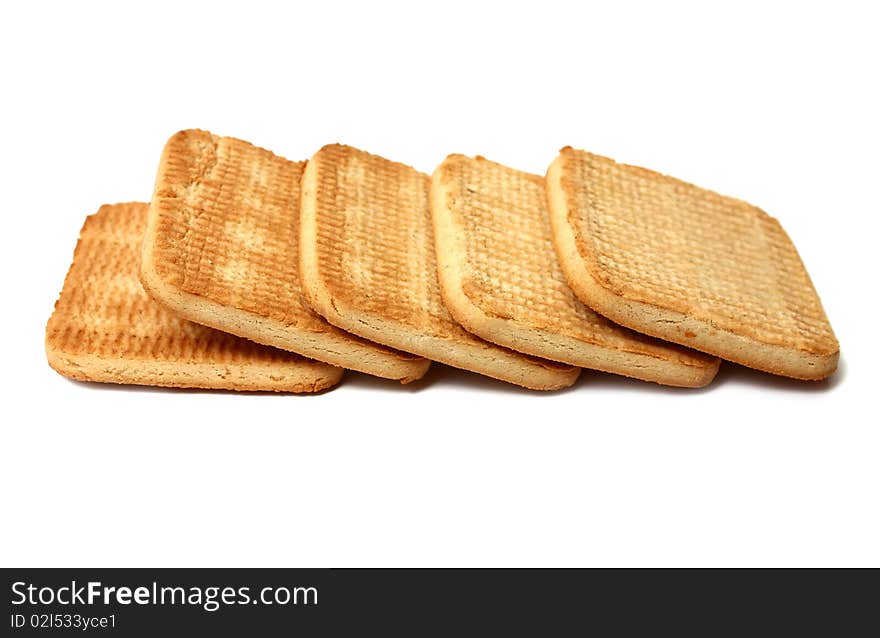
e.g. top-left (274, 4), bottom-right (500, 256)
top-left (46, 203), bottom-right (342, 391)
top-left (547, 147), bottom-right (838, 379)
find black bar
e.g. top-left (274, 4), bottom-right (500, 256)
top-left (2, 568), bottom-right (874, 636)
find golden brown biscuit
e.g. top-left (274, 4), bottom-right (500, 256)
top-left (46, 203), bottom-right (342, 392)
top-left (546, 147), bottom-right (838, 380)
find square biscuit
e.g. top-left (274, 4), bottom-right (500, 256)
top-left (546, 147), bottom-right (839, 380)
top-left (46, 203), bottom-right (342, 392)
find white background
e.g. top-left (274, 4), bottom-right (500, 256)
top-left (1, 1), bottom-right (877, 567)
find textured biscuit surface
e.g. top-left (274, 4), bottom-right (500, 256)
top-left (546, 147), bottom-right (839, 380)
top-left (141, 130), bottom-right (429, 383)
top-left (46, 203), bottom-right (342, 392)
top-left (300, 144), bottom-right (580, 390)
top-left (431, 155), bottom-right (719, 387)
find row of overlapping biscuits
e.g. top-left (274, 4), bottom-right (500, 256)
top-left (46, 130), bottom-right (838, 392)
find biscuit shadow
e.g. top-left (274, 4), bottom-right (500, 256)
top-left (61, 355), bottom-right (846, 397)
top-left (710, 355), bottom-right (846, 393)
top-left (578, 369), bottom-right (719, 394)
top-left (64, 378), bottom-right (340, 397)
top-left (577, 355), bottom-right (846, 394)
top-left (421, 363), bottom-right (583, 395)
top-left (341, 368), bottom-right (435, 393)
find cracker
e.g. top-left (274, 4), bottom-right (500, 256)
top-left (431, 155), bottom-right (719, 387)
top-left (546, 147), bottom-right (839, 380)
top-left (46, 203), bottom-right (342, 392)
top-left (299, 144), bottom-right (580, 391)
top-left (141, 130), bottom-right (429, 383)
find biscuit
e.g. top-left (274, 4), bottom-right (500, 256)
top-left (140, 130), bottom-right (430, 383)
top-left (46, 203), bottom-right (342, 392)
top-left (299, 144), bottom-right (580, 391)
top-left (431, 155), bottom-right (719, 387)
top-left (546, 147), bottom-right (838, 380)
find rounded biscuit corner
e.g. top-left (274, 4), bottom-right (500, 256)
top-left (311, 142), bottom-right (348, 160)
top-left (799, 349), bottom-right (840, 381)
top-left (396, 361), bottom-right (432, 385)
top-left (165, 127), bottom-right (213, 148)
top-left (165, 128), bottom-right (191, 146)
top-left (307, 367), bottom-right (346, 393)
top-left (137, 204), bottom-right (181, 314)
top-left (435, 153), bottom-right (466, 172)
top-left (537, 365), bottom-right (581, 391)
top-left (691, 357), bottom-right (722, 388)
top-left (45, 347), bottom-right (94, 385)
top-left (45, 343), bottom-right (71, 379)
